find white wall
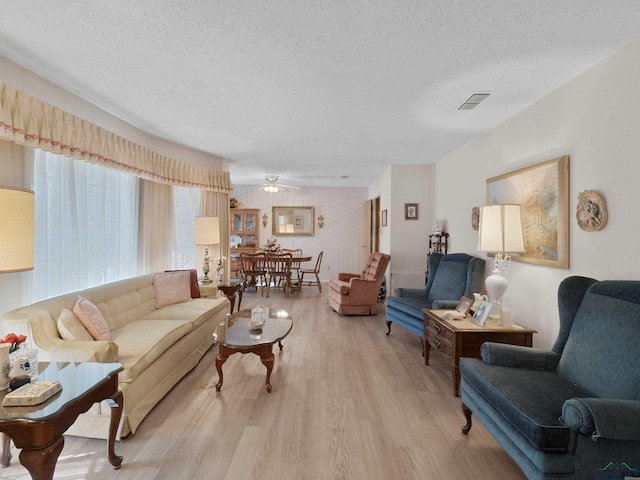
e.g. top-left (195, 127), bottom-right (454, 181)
top-left (230, 185), bottom-right (368, 281)
top-left (370, 165), bottom-right (435, 294)
top-left (435, 39), bottom-right (640, 349)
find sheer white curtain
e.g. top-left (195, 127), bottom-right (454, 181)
top-left (32, 150), bottom-right (139, 300)
top-left (171, 186), bottom-right (200, 270)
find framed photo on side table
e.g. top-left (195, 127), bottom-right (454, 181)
top-left (456, 296), bottom-right (473, 316)
top-left (472, 301), bottom-right (492, 326)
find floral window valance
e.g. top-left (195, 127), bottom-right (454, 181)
top-left (0, 83), bottom-right (232, 192)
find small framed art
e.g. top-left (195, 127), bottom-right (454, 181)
top-left (405, 203), bottom-right (418, 220)
top-left (456, 296), bottom-right (473, 316)
top-left (472, 301), bottom-right (492, 326)
top-left (381, 209), bottom-right (388, 227)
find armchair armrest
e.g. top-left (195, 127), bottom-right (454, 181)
top-left (339, 273), bottom-right (360, 282)
top-left (394, 288), bottom-right (426, 299)
top-left (431, 300), bottom-right (458, 309)
top-left (50, 340), bottom-right (119, 363)
top-left (480, 342), bottom-right (561, 370)
top-left (348, 277), bottom-right (381, 301)
top-left (562, 398), bottom-right (640, 441)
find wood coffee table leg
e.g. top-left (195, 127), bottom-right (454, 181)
top-left (105, 390), bottom-right (124, 468)
top-left (19, 435), bottom-right (64, 480)
top-left (236, 288), bottom-right (242, 311)
top-left (216, 346), bottom-right (230, 391)
top-left (1, 433), bottom-right (11, 468)
top-left (257, 347), bottom-right (275, 393)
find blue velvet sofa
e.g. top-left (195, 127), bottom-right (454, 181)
top-left (385, 252), bottom-right (485, 336)
top-left (460, 276), bottom-right (640, 480)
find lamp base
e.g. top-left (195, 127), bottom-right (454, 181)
top-left (485, 270), bottom-right (508, 320)
top-left (200, 277), bottom-right (213, 285)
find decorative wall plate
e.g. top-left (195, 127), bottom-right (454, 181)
top-left (576, 190), bottom-right (607, 231)
top-left (230, 234), bottom-right (242, 248)
top-left (471, 207), bottom-right (480, 230)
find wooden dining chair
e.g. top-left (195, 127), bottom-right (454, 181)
top-left (239, 252), bottom-right (267, 297)
top-left (282, 248), bottom-right (303, 290)
top-left (265, 252), bottom-right (293, 297)
top-left (299, 251), bottom-right (323, 293)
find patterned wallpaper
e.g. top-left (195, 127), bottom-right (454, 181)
top-left (231, 185), bottom-right (369, 281)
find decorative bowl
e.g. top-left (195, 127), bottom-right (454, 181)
top-left (248, 320), bottom-right (265, 330)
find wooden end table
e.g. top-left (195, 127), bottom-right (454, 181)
top-left (0, 362), bottom-right (123, 480)
top-left (423, 308), bottom-right (536, 396)
top-left (217, 281), bottom-right (243, 313)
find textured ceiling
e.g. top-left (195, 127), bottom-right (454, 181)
top-left (1, 1), bottom-right (640, 187)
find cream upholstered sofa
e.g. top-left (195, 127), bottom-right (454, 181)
top-left (1, 271), bottom-right (228, 439)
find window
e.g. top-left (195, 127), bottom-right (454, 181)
top-left (32, 151), bottom-right (139, 300)
top-left (171, 186), bottom-right (200, 269)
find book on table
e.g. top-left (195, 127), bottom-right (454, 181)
top-left (2, 381), bottom-right (63, 406)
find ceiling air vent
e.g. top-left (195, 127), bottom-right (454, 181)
top-left (457, 92), bottom-right (491, 111)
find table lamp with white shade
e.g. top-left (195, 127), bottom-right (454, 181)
top-left (0, 187), bottom-right (35, 273)
top-left (477, 204), bottom-right (525, 319)
top-left (0, 186), bottom-right (35, 391)
top-left (194, 216), bottom-right (220, 285)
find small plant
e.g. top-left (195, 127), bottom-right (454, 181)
top-left (1, 333), bottom-right (27, 353)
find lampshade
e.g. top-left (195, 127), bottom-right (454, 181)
top-left (478, 204), bottom-right (525, 253)
top-left (194, 216), bottom-right (220, 245)
top-left (0, 187), bottom-right (35, 272)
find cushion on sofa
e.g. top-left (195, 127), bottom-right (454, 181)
top-left (153, 271), bottom-right (192, 308)
top-left (110, 319), bottom-right (193, 383)
top-left (460, 357), bottom-right (594, 451)
top-left (73, 296), bottom-right (110, 341)
top-left (141, 298), bottom-right (227, 329)
top-left (164, 269), bottom-right (201, 298)
top-left (57, 307), bottom-right (94, 341)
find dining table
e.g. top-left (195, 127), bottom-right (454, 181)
top-left (230, 253), bottom-right (312, 293)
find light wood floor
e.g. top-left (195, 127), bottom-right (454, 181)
top-left (2, 285), bottom-right (527, 480)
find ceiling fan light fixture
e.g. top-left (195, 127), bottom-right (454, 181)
top-left (264, 185), bottom-right (279, 193)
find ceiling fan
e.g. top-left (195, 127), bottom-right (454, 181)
top-left (259, 175), bottom-right (300, 193)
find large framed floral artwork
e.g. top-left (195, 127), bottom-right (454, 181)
top-left (486, 155), bottom-right (569, 269)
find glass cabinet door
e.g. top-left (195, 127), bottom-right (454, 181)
top-left (233, 213), bottom-right (244, 232)
top-left (245, 213), bottom-right (255, 232)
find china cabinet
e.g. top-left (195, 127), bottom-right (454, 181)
top-left (230, 209), bottom-right (260, 277)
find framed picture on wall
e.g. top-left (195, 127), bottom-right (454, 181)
top-left (381, 209), bottom-right (388, 227)
top-left (487, 155), bottom-right (569, 268)
top-left (405, 203), bottom-right (418, 220)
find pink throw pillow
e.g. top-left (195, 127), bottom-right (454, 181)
top-left (164, 269), bottom-right (201, 298)
top-left (73, 296), bottom-right (110, 341)
top-left (153, 271), bottom-right (192, 308)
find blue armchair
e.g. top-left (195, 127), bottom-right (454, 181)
top-left (460, 276), bottom-right (640, 480)
top-left (385, 252), bottom-right (485, 336)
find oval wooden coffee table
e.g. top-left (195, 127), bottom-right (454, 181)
top-left (215, 308), bottom-right (293, 393)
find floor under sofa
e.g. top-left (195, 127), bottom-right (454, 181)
top-left (2, 286), bottom-right (526, 480)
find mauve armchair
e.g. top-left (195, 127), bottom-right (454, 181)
top-left (328, 252), bottom-right (390, 315)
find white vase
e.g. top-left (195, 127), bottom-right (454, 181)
top-left (0, 343), bottom-right (11, 391)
